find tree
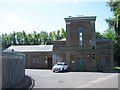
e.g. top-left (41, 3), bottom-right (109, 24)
top-left (96, 32), bottom-right (103, 39)
top-left (28, 33), bottom-right (33, 45)
top-left (22, 30), bottom-right (28, 45)
top-left (11, 31), bottom-right (17, 45)
top-left (56, 30), bottom-right (61, 40)
top-left (106, 0), bottom-right (120, 35)
top-left (107, 0), bottom-right (120, 16)
top-left (102, 29), bottom-right (116, 41)
top-left (33, 31), bottom-right (39, 45)
top-left (106, 0), bottom-right (120, 66)
top-left (60, 28), bottom-right (66, 39)
top-left (40, 31), bottom-right (48, 45)
top-left (2, 28), bottom-right (66, 48)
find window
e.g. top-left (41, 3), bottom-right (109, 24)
top-left (101, 57), bottom-right (106, 66)
top-left (33, 56), bottom-right (39, 63)
top-left (78, 26), bottom-right (84, 47)
top-left (64, 64), bottom-right (67, 65)
top-left (79, 32), bottom-right (83, 46)
top-left (92, 47), bottom-right (95, 49)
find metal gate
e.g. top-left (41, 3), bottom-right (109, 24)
top-left (2, 49), bottom-right (25, 88)
top-left (76, 58), bottom-right (86, 71)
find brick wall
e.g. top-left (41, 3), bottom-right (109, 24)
top-left (25, 52), bottom-right (52, 69)
top-left (66, 20), bottom-right (96, 48)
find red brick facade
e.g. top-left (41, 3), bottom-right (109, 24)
top-left (53, 16), bottom-right (114, 71)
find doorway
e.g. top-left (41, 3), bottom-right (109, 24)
top-left (31, 56), bottom-right (40, 69)
top-left (47, 57), bottom-right (52, 69)
top-left (76, 58), bottom-right (86, 71)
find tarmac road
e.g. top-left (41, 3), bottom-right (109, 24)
top-left (25, 69), bottom-right (118, 88)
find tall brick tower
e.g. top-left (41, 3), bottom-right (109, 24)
top-left (64, 16), bottom-right (97, 71)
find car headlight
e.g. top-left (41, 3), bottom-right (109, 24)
top-left (60, 68), bottom-right (63, 70)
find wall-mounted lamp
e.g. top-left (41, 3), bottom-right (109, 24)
top-left (45, 61), bottom-right (48, 64)
top-left (87, 54), bottom-right (90, 57)
top-left (72, 61), bottom-right (75, 64)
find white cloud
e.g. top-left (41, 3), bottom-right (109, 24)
top-left (5, 13), bottom-right (18, 21)
top-left (0, 12), bottom-right (55, 34)
top-left (0, 0), bottom-right (109, 3)
top-left (0, 12), bottom-right (30, 34)
top-left (0, 9), bottom-right (3, 20)
top-left (73, 0), bottom-right (79, 4)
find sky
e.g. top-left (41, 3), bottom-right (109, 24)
top-left (0, 0), bottom-right (113, 34)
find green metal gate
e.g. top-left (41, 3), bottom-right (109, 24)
top-left (76, 59), bottom-right (86, 71)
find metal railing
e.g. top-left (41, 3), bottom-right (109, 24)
top-left (2, 49), bottom-right (25, 88)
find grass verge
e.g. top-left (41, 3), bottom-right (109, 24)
top-left (115, 66), bottom-right (120, 71)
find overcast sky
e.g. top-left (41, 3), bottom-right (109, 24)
top-left (0, 0), bottom-right (113, 34)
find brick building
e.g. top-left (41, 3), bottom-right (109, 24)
top-left (4, 16), bottom-right (114, 71)
top-left (4, 45), bottom-right (53, 69)
top-left (53, 16), bottom-right (114, 71)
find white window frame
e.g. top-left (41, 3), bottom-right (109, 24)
top-left (79, 32), bottom-right (83, 46)
top-left (78, 26), bottom-right (84, 47)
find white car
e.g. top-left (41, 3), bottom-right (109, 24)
top-left (52, 62), bottom-right (69, 72)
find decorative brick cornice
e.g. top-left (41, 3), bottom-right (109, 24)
top-left (64, 16), bottom-right (96, 22)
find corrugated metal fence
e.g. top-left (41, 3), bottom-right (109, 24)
top-left (2, 49), bottom-right (25, 88)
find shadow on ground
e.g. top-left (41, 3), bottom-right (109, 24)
top-left (2, 75), bottom-right (35, 90)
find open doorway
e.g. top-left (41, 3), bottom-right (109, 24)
top-left (47, 57), bottom-right (52, 69)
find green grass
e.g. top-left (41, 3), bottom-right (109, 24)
top-left (115, 66), bottom-right (120, 71)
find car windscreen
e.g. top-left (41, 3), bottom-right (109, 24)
top-left (57, 64), bottom-right (64, 66)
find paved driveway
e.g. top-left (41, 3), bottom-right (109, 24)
top-left (25, 69), bottom-right (118, 88)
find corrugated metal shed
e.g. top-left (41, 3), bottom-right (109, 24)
top-left (4, 45), bottom-right (53, 52)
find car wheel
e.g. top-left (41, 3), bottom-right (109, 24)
top-left (62, 68), bottom-right (64, 71)
top-left (53, 71), bottom-right (55, 73)
top-left (66, 68), bottom-right (69, 72)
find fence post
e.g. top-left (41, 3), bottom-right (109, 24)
top-left (0, 47), bottom-right (2, 90)
top-left (11, 49), bottom-right (14, 87)
top-left (23, 53), bottom-right (25, 79)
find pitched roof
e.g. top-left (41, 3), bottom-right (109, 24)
top-left (56, 38), bottom-right (66, 41)
top-left (4, 45), bottom-right (53, 52)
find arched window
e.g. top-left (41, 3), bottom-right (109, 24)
top-left (78, 26), bottom-right (84, 47)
